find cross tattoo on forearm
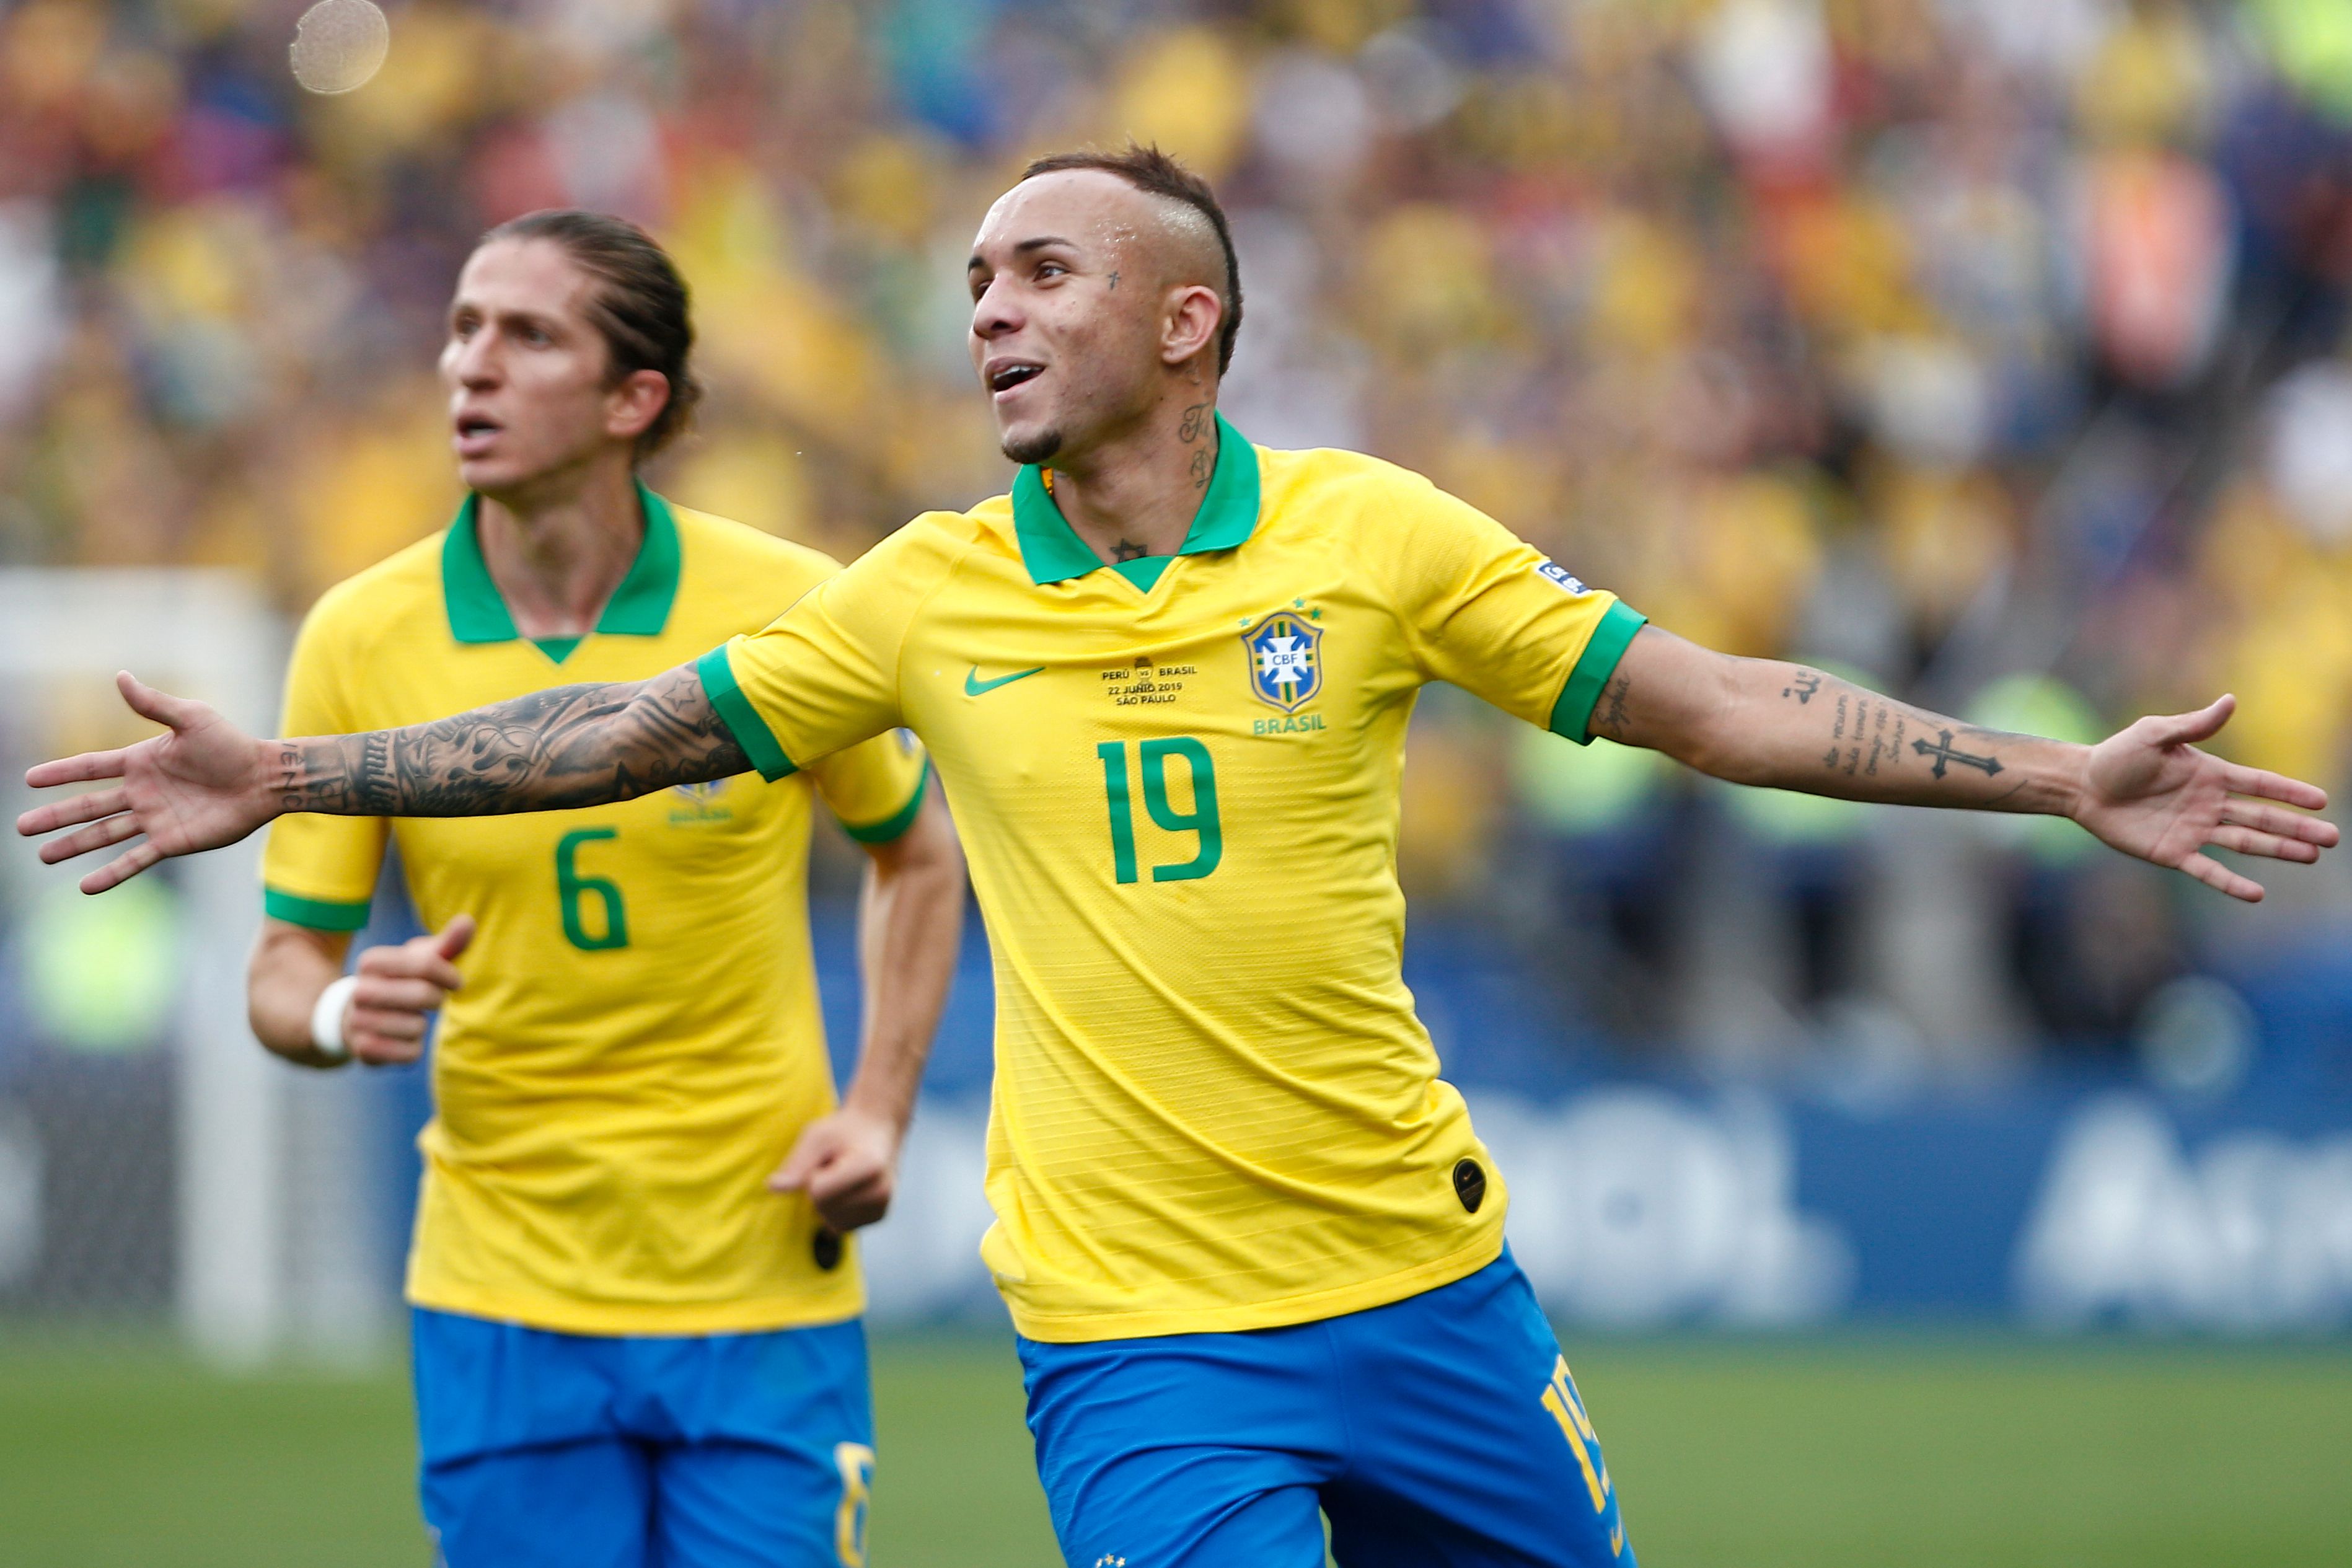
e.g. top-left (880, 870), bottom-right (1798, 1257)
top-left (1912, 729), bottom-right (2002, 778)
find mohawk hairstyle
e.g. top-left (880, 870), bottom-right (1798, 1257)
top-left (1020, 143), bottom-right (1243, 376)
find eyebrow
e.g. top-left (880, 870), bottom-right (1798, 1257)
top-left (447, 301), bottom-right (562, 332)
top-left (969, 234), bottom-right (1079, 270)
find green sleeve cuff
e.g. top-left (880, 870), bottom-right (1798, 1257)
top-left (841, 759), bottom-right (932, 843)
top-left (695, 644), bottom-right (798, 782)
top-left (1548, 600), bottom-right (1649, 744)
top-left (264, 888), bottom-right (372, 932)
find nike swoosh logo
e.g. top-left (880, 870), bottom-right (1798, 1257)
top-left (964, 664), bottom-right (1044, 697)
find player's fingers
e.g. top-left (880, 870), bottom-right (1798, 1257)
top-left (350, 1006), bottom-right (428, 1041)
top-left (17, 788), bottom-right (130, 835)
top-left (35, 812), bottom-right (143, 865)
top-left (349, 1005), bottom-right (427, 1042)
top-left (2177, 851), bottom-right (2263, 903)
top-left (2208, 825), bottom-right (2321, 863)
top-left (79, 842), bottom-right (161, 895)
top-left (815, 1176), bottom-right (891, 1231)
top-left (2148, 694), bottom-right (2234, 746)
top-left (22, 751), bottom-right (132, 796)
top-left (806, 1149), bottom-right (886, 1202)
top-left (2220, 798), bottom-right (2339, 843)
top-left (359, 943), bottom-right (462, 992)
top-left (434, 915), bottom-right (477, 962)
top-left (367, 944), bottom-right (466, 992)
top-left (769, 1135), bottom-right (832, 1192)
top-left (817, 1197), bottom-right (889, 1233)
top-left (2224, 765), bottom-right (2331, 814)
top-left (351, 1032), bottom-right (423, 1066)
top-left (118, 671), bottom-right (208, 732)
top-left (353, 976), bottom-right (447, 1014)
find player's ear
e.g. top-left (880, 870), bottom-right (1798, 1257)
top-left (1160, 284), bottom-right (1221, 368)
top-left (607, 368), bottom-right (671, 443)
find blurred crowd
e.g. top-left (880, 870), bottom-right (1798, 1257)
top-left (6, 0), bottom-right (2352, 1077)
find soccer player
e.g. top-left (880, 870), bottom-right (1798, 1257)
top-left (22, 151), bottom-right (2338, 1568)
top-left (239, 211), bottom-right (965, 1567)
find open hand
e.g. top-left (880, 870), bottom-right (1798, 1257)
top-left (2074, 695), bottom-right (2338, 901)
top-left (768, 1105), bottom-right (902, 1233)
top-left (17, 672), bottom-right (276, 894)
top-left (345, 917), bottom-right (475, 1066)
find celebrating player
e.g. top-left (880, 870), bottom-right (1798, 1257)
top-left (22, 151), bottom-right (2338, 1568)
top-left (239, 211), bottom-right (965, 1566)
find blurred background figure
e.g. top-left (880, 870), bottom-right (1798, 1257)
top-left (1, 3), bottom-right (2350, 1562)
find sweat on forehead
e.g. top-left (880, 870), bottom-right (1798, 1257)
top-left (986, 169), bottom-right (1223, 288)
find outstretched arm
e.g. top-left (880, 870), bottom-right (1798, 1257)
top-left (19, 663), bottom-right (748, 893)
top-left (1592, 627), bottom-right (2338, 902)
top-left (276, 663), bottom-right (749, 816)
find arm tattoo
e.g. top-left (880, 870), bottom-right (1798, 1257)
top-left (1911, 728), bottom-right (2003, 778)
top-left (1593, 674), bottom-right (1633, 738)
top-left (276, 664), bottom-right (751, 817)
top-left (1800, 669), bottom-right (2024, 798)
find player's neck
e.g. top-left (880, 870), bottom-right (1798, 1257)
top-left (473, 461), bottom-right (646, 640)
top-left (1046, 385), bottom-right (1219, 565)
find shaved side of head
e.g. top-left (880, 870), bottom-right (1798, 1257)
top-left (1020, 144), bottom-right (1243, 374)
top-left (1142, 197), bottom-right (1227, 302)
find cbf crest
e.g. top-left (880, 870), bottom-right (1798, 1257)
top-left (1243, 609), bottom-right (1322, 713)
top-left (667, 777), bottom-right (734, 827)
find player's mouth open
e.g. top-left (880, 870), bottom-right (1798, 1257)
top-left (988, 361), bottom-right (1044, 395)
top-left (454, 415), bottom-right (502, 452)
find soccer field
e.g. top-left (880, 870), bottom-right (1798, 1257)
top-left (1, 1334), bottom-right (2346, 1566)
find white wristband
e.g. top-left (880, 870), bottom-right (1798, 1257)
top-left (311, 974), bottom-right (360, 1062)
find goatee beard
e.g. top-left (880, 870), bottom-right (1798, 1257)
top-left (1002, 428), bottom-right (1062, 465)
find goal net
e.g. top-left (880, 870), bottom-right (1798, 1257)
top-left (0, 569), bottom-right (384, 1367)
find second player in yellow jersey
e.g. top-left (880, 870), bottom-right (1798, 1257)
top-left (268, 487), bottom-right (932, 1335)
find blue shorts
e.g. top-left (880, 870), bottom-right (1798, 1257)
top-left (411, 1307), bottom-right (873, 1568)
top-left (1018, 1251), bottom-right (1634, 1568)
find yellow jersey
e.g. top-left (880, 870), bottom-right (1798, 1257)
top-left (263, 488), bottom-right (930, 1336)
top-left (703, 420), bottom-right (1643, 1341)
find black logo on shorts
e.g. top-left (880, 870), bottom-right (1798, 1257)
top-left (1453, 1158), bottom-right (1487, 1213)
top-left (813, 1228), bottom-right (843, 1271)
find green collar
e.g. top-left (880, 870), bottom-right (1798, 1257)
top-left (1010, 412), bottom-right (1261, 589)
top-left (443, 483), bottom-right (682, 659)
